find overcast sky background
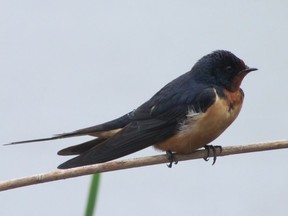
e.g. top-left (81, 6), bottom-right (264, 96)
top-left (1, 1), bottom-right (288, 216)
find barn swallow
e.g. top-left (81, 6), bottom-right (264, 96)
top-left (6, 50), bottom-right (257, 169)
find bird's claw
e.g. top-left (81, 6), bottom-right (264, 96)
top-left (204, 145), bottom-right (222, 165)
top-left (166, 150), bottom-right (178, 168)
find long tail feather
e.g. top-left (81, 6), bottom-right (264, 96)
top-left (57, 138), bottom-right (106, 155)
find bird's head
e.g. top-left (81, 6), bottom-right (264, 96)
top-left (192, 50), bottom-right (257, 92)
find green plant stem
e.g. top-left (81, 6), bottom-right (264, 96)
top-left (85, 174), bottom-right (101, 216)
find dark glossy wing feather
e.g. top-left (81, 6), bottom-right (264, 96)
top-left (58, 105), bottom-right (187, 169)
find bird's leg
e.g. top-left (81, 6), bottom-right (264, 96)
top-left (166, 150), bottom-right (178, 168)
top-left (203, 146), bottom-right (211, 162)
top-left (204, 145), bottom-right (222, 165)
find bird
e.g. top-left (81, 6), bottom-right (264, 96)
top-left (6, 50), bottom-right (257, 169)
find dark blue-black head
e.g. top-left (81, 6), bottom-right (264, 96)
top-left (191, 50), bottom-right (257, 91)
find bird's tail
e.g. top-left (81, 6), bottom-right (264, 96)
top-left (3, 131), bottom-right (87, 146)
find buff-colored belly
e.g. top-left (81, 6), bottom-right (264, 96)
top-left (155, 90), bottom-right (243, 153)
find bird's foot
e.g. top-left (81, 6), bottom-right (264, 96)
top-left (166, 150), bottom-right (178, 168)
top-left (203, 145), bottom-right (222, 165)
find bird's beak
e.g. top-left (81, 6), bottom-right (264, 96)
top-left (242, 67), bottom-right (258, 73)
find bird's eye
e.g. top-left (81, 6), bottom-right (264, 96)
top-left (225, 66), bottom-right (233, 72)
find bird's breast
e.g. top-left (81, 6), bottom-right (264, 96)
top-left (155, 89), bottom-right (244, 153)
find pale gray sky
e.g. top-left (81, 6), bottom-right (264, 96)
top-left (1, 1), bottom-right (288, 216)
